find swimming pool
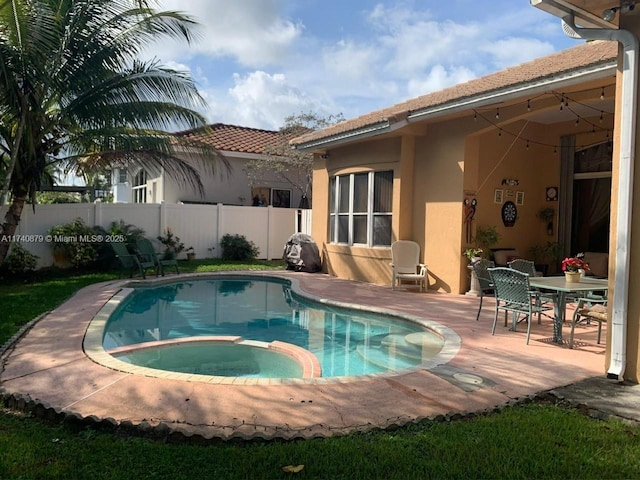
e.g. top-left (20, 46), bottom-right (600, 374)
top-left (86, 274), bottom-right (459, 382)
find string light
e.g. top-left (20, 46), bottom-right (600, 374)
top-left (601, 87), bottom-right (605, 100)
top-left (469, 87), bottom-right (614, 155)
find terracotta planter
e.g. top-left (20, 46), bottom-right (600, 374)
top-left (186, 252), bottom-right (196, 261)
top-left (564, 271), bottom-right (581, 283)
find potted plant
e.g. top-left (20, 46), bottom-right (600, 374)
top-left (538, 207), bottom-right (555, 236)
top-left (529, 241), bottom-right (562, 275)
top-left (463, 247), bottom-right (484, 263)
top-left (186, 247), bottom-right (196, 261)
top-left (472, 225), bottom-right (501, 259)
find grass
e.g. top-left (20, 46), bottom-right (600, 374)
top-left (1, 261), bottom-right (640, 479)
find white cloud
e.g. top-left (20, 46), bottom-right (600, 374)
top-left (407, 65), bottom-right (476, 98)
top-left (153, 0), bottom-right (303, 66)
top-left (205, 71), bottom-right (325, 129)
top-left (481, 38), bottom-right (556, 70)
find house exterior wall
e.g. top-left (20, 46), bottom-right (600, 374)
top-left (114, 155), bottom-right (306, 208)
top-left (311, 137), bottom-right (401, 285)
top-left (311, 95), bottom-right (615, 295)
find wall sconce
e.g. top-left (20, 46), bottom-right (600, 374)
top-left (603, 1), bottom-right (635, 21)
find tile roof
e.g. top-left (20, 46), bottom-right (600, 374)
top-left (176, 123), bottom-right (280, 154)
top-left (292, 40), bottom-right (617, 147)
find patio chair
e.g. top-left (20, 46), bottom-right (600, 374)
top-left (390, 240), bottom-right (427, 292)
top-left (136, 237), bottom-right (179, 276)
top-left (471, 259), bottom-right (494, 321)
top-left (507, 258), bottom-right (556, 324)
top-left (110, 242), bottom-right (148, 278)
top-left (569, 296), bottom-right (608, 348)
top-left (488, 267), bottom-right (554, 344)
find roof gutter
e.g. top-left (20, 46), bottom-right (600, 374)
top-left (406, 64), bottom-right (614, 123)
top-left (562, 15), bottom-right (638, 381)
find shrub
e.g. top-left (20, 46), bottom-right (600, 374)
top-left (220, 234), bottom-right (259, 260)
top-left (48, 218), bottom-right (99, 268)
top-left (157, 228), bottom-right (187, 259)
top-left (2, 243), bottom-right (39, 274)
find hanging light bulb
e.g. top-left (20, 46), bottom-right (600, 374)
top-left (473, 111), bottom-right (477, 121)
top-left (600, 111), bottom-right (604, 123)
top-left (560, 95), bottom-right (564, 111)
top-left (527, 99), bottom-right (531, 112)
top-left (600, 87), bottom-right (605, 100)
top-left (575, 117), bottom-right (580, 127)
top-left (498, 128), bottom-right (502, 138)
top-left (526, 140), bottom-right (529, 150)
top-left (495, 108), bottom-right (500, 120)
top-left (554, 145), bottom-right (557, 154)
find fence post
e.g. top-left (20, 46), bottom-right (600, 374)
top-left (159, 202), bottom-right (166, 238)
top-left (216, 203), bottom-right (223, 257)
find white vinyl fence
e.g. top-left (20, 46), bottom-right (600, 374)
top-left (1, 203), bottom-right (312, 268)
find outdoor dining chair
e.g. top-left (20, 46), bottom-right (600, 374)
top-left (507, 258), bottom-right (556, 324)
top-left (471, 259), bottom-right (494, 321)
top-left (569, 296), bottom-right (608, 348)
top-left (487, 267), bottom-right (554, 344)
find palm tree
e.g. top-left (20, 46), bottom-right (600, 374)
top-left (0, 0), bottom-right (226, 262)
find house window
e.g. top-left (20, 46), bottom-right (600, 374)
top-left (271, 189), bottom-right (291, 208)
top-left (329, 170), bottom-right (393, 246)
top-left (132, 169), bottom-right (147, 203)
top-left (118, 168), bottom-right (127, 184)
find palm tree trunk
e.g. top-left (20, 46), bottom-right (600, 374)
top-left (0, 193), bottom-right (26, 263)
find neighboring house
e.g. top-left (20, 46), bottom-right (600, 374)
top-left (111, 123), bottom-right (306, 208)
top-left (292, 35), bottom-right (640, 382)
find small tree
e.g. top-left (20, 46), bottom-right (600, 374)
top-left (244, 112), bottom-right (344, 208)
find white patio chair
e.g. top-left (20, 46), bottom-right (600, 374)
top-left (390, 240), bottom-right (427, 292)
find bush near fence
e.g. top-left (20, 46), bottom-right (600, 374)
top-left (0, 203), bottom-right (311, 269)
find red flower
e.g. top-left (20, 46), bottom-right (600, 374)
top-left (562, 255), bottom-right (589, 273)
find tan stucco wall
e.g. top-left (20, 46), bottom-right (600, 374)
top-left (311, 137), bottom-right (401, 285)
top-left (311, 91), bottom-right (615, 300)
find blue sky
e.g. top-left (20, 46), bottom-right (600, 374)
top-left (149, 0), bottom-right (580, 131)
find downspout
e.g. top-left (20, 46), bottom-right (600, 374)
top-left (562, 15), bottom-right (638, 380)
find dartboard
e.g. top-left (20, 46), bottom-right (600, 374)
top-left (501, 201), bottom-right (517, 227)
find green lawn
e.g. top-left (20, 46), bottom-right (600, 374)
top-left (1, 262), bottom-right (640, 479)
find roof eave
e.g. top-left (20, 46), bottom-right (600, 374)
top-left (294, 61), bottom-right (616, 151)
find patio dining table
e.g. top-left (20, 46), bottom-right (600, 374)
top-left (529, 276), bottom-right (609, 344)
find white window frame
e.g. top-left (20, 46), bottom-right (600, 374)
top-left (329, 170), bottom-right (393, 247)
top-left (132, 169), bottom-right (147, 204)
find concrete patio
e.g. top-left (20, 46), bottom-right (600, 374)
top-left (0, 271), bottom-right (614, 441)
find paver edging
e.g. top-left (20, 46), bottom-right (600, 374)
top-left (0, 387), bottom-right (616, 443)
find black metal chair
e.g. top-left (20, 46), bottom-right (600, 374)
top-left (488, 267), bottom-right (554, 344)
top-left (471, 259), bottom-right (494, 321)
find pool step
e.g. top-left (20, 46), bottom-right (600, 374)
top-left (355, 343), bottom-right (416, 371)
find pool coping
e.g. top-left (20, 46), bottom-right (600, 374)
top-left (83, 272), bottom-right (462, 385)
top-left (0, 271), bottom-right (608, 442)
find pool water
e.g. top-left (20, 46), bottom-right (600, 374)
top-left (104, 277), bottom-right (445, 378)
